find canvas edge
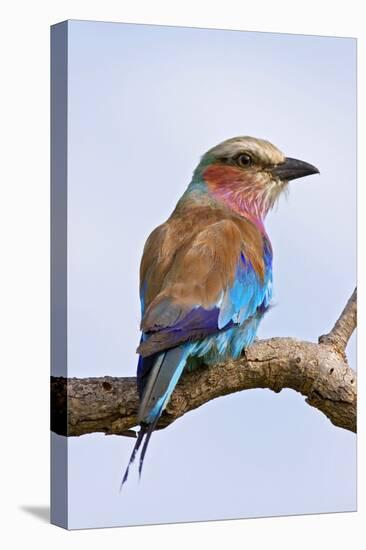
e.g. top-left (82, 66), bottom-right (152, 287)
top-left (50, 20), bottom-right (68, 530)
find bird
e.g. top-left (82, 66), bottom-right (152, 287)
top-left (121, 136), bottom-right (319, 487)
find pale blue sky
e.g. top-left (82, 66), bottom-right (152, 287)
top-left (63, 20), bottom-right (356, 529)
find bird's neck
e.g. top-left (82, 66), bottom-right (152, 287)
top-left (185, 165), bottom-right (272, 233)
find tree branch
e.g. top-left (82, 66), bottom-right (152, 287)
top-left (319, 288), bottom-right (357, 354)
top-left (51, 288), bottom-right (357, 437)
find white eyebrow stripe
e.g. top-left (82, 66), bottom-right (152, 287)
top-left (203, 136), bottom-right (285, 166)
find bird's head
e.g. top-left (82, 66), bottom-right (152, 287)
top-left (191, 136), bottom-right (319, 227)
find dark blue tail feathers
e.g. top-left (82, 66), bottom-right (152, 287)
top-left (120, 346), bottom-right (187, 489)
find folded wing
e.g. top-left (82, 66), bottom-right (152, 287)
top-left (138, 215), bottom-right (272, 360)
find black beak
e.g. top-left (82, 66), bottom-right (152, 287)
top-left (271, 157), bottom-right (319, 181)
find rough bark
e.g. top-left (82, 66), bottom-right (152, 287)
top-left (51, 288), bottom-right (357, 437)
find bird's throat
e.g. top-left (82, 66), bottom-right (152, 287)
top-left (202, 164), bottom-right (270, 232)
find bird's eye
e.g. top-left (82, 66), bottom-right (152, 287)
top-left (236, 153), bottom-right (253, 168)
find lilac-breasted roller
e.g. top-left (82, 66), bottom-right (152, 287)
top-left (121, 136), bottom-right (319, 486)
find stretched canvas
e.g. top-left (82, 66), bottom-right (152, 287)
top-left (51, 19), bottom-right (357, 530)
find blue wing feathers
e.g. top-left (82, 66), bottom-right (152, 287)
top-left (137, 243), bottom-right (272, 358)
top-left (218, 245), bottom-right (272, 330)
top-left (137, 244), bottom-right (272, 399)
